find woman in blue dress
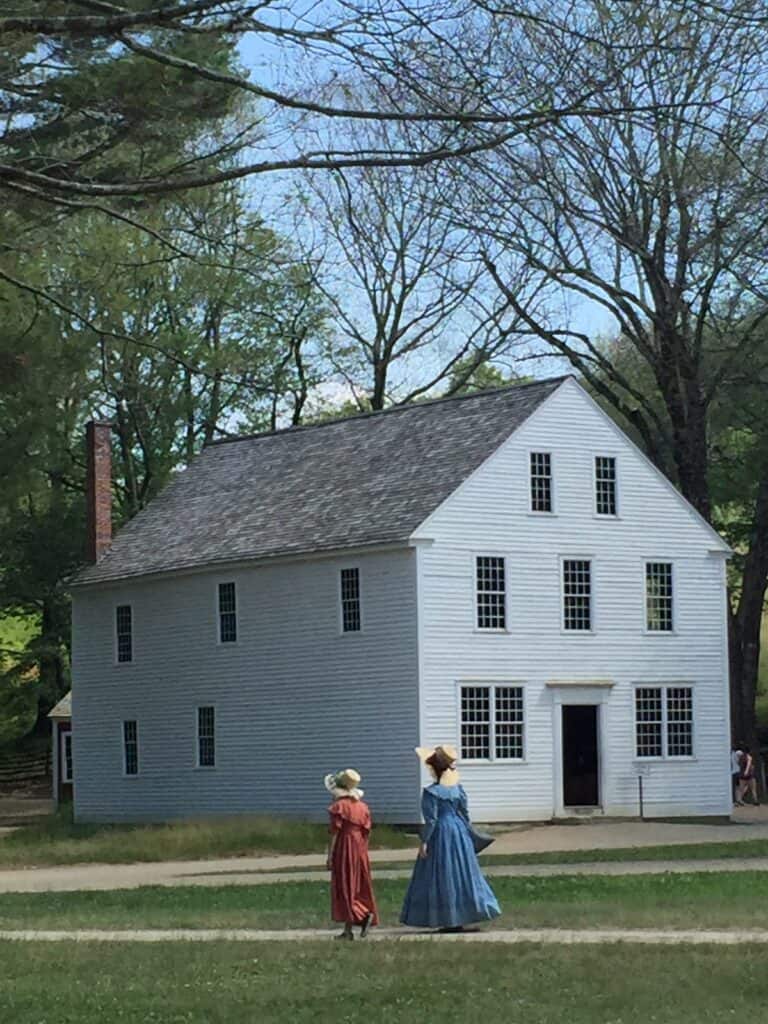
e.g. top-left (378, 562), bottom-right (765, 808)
top-left (400, 745), bottom-right (501, 931)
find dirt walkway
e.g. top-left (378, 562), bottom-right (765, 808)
top-left (0, 926), bottom-right (763, 945)
top-left (1, 854), bottom-right (767, 893)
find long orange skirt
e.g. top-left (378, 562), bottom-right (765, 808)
top-left (329, 798), bottom-right (379, 925)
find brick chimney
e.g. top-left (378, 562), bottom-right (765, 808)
top-left (85, 420), bottom-right (112, 563)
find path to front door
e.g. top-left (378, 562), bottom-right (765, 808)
top-left (562, 705), bottom-right (599, 807)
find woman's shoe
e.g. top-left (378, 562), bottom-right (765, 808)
top-left (335, 927), bottom-right (354, 940)
top-left (437, 926), bottom-right (466, 933)
top-left (359, 913), bottom-right (374, 938)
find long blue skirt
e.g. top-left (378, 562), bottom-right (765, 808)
top-left (400, 816), bottom-right (501, 928)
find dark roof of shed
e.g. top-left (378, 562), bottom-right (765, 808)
top-left (72, 376), bottom-right (567, 586)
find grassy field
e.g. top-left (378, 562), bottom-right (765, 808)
top-left (0, 807), bottom-right (417, 867)
top-left (1, 871), bottom-right (767, 931)
top-left (1, 941), bottom-right (765, 1024)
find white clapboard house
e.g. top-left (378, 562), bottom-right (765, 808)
top-left (70, 376), bottom-right (732, 823)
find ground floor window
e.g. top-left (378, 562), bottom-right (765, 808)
top-left (123, 720), bottom-right (139, 776)
top-left (460, 684), bottom-right (524, 760)
top-left (197, 706), bottom-right (216, 767)
top-left (635, 686), bottom-right (693, 758)
top-left (62, 732), bottom-right (73, 783)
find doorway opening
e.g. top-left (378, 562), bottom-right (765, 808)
top-left (562, 705), bottom-right (599, 807)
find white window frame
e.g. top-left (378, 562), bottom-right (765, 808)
top-left (474, 553), bottom-right (508, 632)
top-left (216, 581), bottom-right (238, 645)
top-left (560, 556), bottom-right (594, 633)
top-left (195, 705), bottom-right (217, 769)
top-left (114, 603), bottom-right (133, 665)
top-left (593, 454), bottom-right (619, 518)
top-left (643, 560), bottom-right (675, 634)
top-left (528, 450), bottom-right (556, 515)
top-left (457, 681), bottom-right (526, 763)
top-left (339, 566), bottom-right (363, 634)
top-left (634, 684), bottom-right (695, 760)
top-left (61, 731), bottom-right (73, 783)
top-left (122, 720), bottom-right (139, 777)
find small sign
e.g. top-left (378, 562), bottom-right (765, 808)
top-left (637, 764), bottom-right (652, 778)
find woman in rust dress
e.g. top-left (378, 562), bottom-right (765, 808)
top-left (325, 768), bottom-right (379, 940)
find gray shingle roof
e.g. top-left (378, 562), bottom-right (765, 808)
top-left (72, 377), bottom-right (567, 586)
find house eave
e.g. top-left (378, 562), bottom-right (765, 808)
top-left (68, 539), bottom-right (413, 592)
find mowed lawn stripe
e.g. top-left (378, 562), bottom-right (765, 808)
top-left (0, 871), bottom-right (765, 931)
top-left (1, 942), bottom-right (766, 1024)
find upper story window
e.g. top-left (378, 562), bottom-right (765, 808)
top-left (340, 568), bottom-right (361, 632)
top-left (460, 684), bottom-right (524, 761)
top-left (646, 562), bottom-right (673, 632)
top-left (562, 559), bottom-right (592, 631)
top-left (595, 456), bottom-right (617, 516)
top-left (116, 605), bottom-right (133, 663)
top-left (530, 452), bottom-right (553, 512)
top-left (218, 582), bottom-right (237, 643)
top-left (635, 686), bottom-right (693, 758)
top-left (197, 706), bottom-right (216, 768)
top-left (123, 720), bottom-right (139, 776)
top-left (476, 556), bottom-right (506, 630)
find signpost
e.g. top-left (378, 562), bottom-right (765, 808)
top-left (637, 763), bottom-right (651, 820)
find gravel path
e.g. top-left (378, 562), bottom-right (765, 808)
top-left (0, 926), bottom-right (762, 945)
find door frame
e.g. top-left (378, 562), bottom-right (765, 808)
top-left (547, 681), bottom-right (614, 817)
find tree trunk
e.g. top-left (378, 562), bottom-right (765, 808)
top-left (731, 471), bottom-right (768, 751)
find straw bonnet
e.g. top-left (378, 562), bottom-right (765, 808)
top-left (415, 745), bottom-right (460, 787)
top-left (324, 768), bottom-right (364, 800)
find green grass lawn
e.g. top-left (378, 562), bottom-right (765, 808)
top-left (2, 871), bottom-right (767, 931)
top-left (1, 941), bottom-right (765, 1024)
top-left (0, 807), bottom-right (417, 867)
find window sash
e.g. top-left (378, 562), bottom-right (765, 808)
top-left (218, 582), bottom-right (237, 643)
top-left (340, 568), bottom-right (361, 632)
top-left (530, 452), bottom-right (553, 512)
top-left (562, 559), bottom-right (592, 631)
top-left (645, 562), bottom-right (673, 632)
top-left (62, 733), bottom-right (73, 783)
top-left (123, 720), bottom-right (138, 776)
top-left (476, 556), bottom-right (506, 630)
top-left (595, 456), bottom-right (617, 516)
top-left (460, 684), bottom-right (524, 761)
top-left (198, 706), bottom-right (216, 767)
top-left (635, 686), bottom-right (693, 758)
top-left (116, 605), bottom-right (132, 663)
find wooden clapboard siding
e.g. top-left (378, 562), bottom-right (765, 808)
top-left (412, 378), bottom-right (731, 821)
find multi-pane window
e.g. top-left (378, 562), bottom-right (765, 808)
top-left (530, 452), bottom-right (553, 512)
top-left (476, 556), bottom-right (506, 630)
top-left (116, 605), bottom-right (133, 663)
top-left (62, 733), bottom-right (73, 783)
top-left (340, 568), bottom-right (361, 632)
top-left (218, 582), bottom-right (237, 643)
top-left (197, 706), bottom-right (216, 767)
top-left (562, 559), bottom-right (592, 631)
top-left (594, 456), bottom-right (617, 515)
top-left (123, 720), bottom-right (138, 776)
top-left (635, 686), bottom-right (693, 758)
top-left (461, 685), bottom-right (524, 760)
top-left (646, 562), bottom-right (673, 632)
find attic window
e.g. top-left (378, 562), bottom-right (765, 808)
top-left (116, 605), bottom-right (133, 663)
top-left (595, 456), bottom-right (617, 515)
top-left (340, 568), bottom-right (361, 632)
top-left (218, 582), bottom-right (237, 643)
top-left (530, 452), bottom-right (552, 512)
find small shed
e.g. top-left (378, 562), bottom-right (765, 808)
top-left (48, 692), bottom-right (72, 807)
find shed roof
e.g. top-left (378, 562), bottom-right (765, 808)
top-left (72, 377), bottom-right (567, 586)
top-left (48, 692), bottom-right (72, 720)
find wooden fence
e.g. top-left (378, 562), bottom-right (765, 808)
top-left (0, 749), bottom-right (51, 784)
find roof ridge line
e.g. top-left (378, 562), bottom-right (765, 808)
top-left (206, 375), bottom-right (571, 447)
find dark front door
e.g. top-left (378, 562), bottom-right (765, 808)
top-left (562, 705), bottom-right (599, 806)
